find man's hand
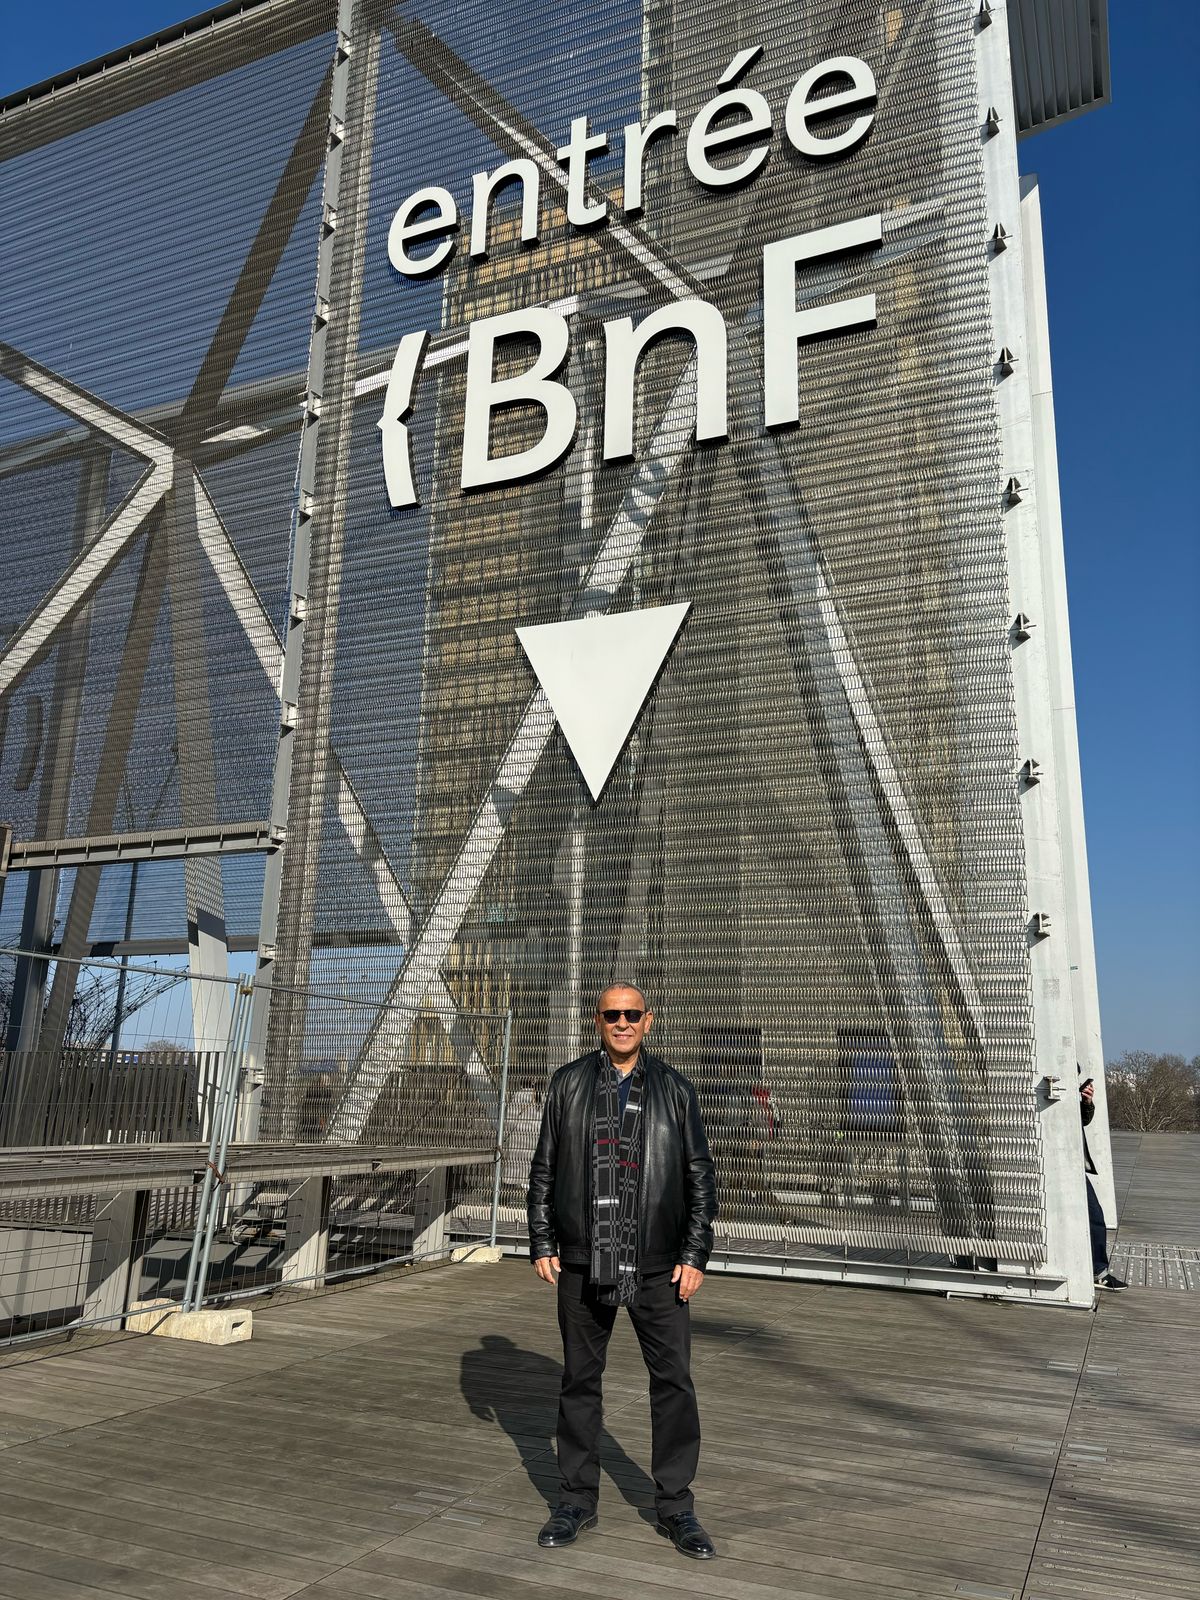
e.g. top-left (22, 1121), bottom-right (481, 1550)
top-left (672, 1263), bottom-right (704, 1302)
top-left (534, 1254), bottom-right (561, 1284)
top-left (1081, 1082), bottom-right (1095, 1105)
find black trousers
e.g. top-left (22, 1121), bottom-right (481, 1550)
top-left (1086, 1175), bottom-right (1109, 1275)
top-left (556, 1265), bottom-right (700, 1517)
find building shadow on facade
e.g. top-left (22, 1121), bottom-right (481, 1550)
top-left (459, 1333), bottom-right (657, 1518)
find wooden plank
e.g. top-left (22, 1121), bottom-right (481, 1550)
top-left (0, 1129), bottom-right (1193, 1600)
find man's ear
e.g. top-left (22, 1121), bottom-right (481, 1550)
top-left (644, 1012), bottom-right (654, 1033)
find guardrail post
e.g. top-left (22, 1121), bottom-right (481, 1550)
top-left (411, 1167), bottom-right (448, 1263)
top-left (83, 1189), bottom-right (148, 1329)
top-left (280, 1175), bottom-right (332, 1287)
top-left (489, 1008), bottom-right (513, 1248)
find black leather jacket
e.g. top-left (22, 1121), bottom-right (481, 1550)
top-left (527, 1050), bottom-right (717, 1273)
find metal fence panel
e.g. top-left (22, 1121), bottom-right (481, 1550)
top-left (0, 949), bottom-right (500, 1348)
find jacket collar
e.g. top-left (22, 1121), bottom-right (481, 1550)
top-left (592, 1047), bottom-right (661, 1080)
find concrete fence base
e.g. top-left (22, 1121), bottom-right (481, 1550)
top-left (126, 1300), bottom-right (252, 1344)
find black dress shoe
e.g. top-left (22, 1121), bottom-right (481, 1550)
top-left (656, 1511), bottom-right (716, 1559)
top-left (537, 1504), bottom-right (598, 1546)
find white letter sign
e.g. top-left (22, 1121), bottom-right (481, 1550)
top-left (461, 308), bottom-right (579, 490)
top-left (762, 214), bottom-right (882, 429)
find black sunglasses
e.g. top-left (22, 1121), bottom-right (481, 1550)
top-left (600, 1008), bottom-right (644, 1024)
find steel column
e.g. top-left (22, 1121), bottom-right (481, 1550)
top-left (253, 3), bottom-right (383, 1142)
top-left (5, 448), bottom-right (110, 1050)
top-left (975, 6), bottom-right (1094, 1306)
top-left (279, 1175), bottom-right (332, 1286)
top-left (1019, 173), bottom-right (1115, 1225)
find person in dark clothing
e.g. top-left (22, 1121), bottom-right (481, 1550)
top-left (527, 984), bottom-right (719, 1560)
top-left (1081, 1076), bottom-right (1125, 1290)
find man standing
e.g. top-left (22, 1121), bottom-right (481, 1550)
top-left (527, 984), bottom-right (718, 1560)
top-left (1081, 1074), bottom-right (1126, 1290)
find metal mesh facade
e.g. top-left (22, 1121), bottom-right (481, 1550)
top-left (0, 3), bottom-right (337, 980)
top-left (263, 0), bottom-right (1045, 1262)
top-left (1, 0), bottom-right (1080, 1281)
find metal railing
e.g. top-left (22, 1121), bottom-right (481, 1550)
top-left (0, 948), bottom-right (507, 1352)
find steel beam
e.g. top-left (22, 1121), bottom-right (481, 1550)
top-left (411, 1167), bottom-right (449, 1263)
top-left (0, 343), bottom-right (172, 466)
top-left (82, 1189), bottom-right (148, 1326)
top-left (174, 57), bottom-right (335, 453)
top-left (7, 821), bottom-right (280, 871)
top-left (487, 1237), bottom-right (1070, 1302)
top-left (0, 1141), bottom-right (490, 1202)
top-left (279, 1174), bottom-right (332, 1285)
top-left (0, 346), bottom-right (172, 705)
top-left (192, 476), bottom-right (285, 686)
top-left (5, 449), bottom-right (109, 1049)
top-left (333, 758), bottom-right (499, 1123)
top-left (253, 6), bottom-right (382, 1143)
top-left (165, 464), bottom-right (234, 1053)
top-left (38, 529), bottom-right (170, 1053)
top-left (0, 0), bottom-right (332, 155)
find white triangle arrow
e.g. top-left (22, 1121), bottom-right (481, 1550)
top-left (516, 602), bottom-right (690, 801)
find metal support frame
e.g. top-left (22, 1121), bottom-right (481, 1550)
top-left (252, 2), bottom-right (383, 1145)
top-left (5, 446), bottom-right (109, 1049)
top-left (411, 1167), bottom-right (449, 1263)
top-left (82, 1188), bottom-right (148, 1326)
top-left (0, 1), bottom-right (1108, 1312)
top-left (37, 533), bottom-right (171, 1054)
top-left (8, 820), bottom-right (281, 871)
top-left (974, 5), bottom-right (1094, 1306)
top-left (0, 1141), bottom-right (491, 1204)
top-left (165, 462), bottom-right (235, 1052)
top-left (1, 39), bottom-right (335, 1050)
top-left (279, 1174), bottom-right (332, 1286)
top-left (181, 977), bottom-right (253, 1311)
top-left (486, 1236), bottom-right (1069, 1303)
top-left (488, 1009), bottom-right (513, 1249)
top-left (1018, 172), bottom-right (1115, 1224)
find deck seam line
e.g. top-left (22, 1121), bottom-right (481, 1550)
top-left (1015, 1303), bottom-right (1102, 1600)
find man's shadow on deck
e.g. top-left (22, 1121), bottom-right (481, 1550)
top-left (460, 1334), bottom-right (657, 1520)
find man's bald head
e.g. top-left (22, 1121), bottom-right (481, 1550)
top-left (596, 982), bottom-right (649, 1012)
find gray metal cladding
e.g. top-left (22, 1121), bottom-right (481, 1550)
top-left (1007, 0), bottom-right (1110, 136)
top-left (265, 0), bottom-right (1046, 1261)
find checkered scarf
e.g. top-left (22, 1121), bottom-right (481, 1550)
top-left (590, 1053), bottom-right (644, 1307)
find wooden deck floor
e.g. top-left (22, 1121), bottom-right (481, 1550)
top-left (0, 1134), bottom-right (1194, 1600)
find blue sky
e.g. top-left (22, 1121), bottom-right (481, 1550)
top-left (2, 4), bottom-right (1196, 1059)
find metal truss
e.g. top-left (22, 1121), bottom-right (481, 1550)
top-left (0, 40), bottom-right (334, 1053)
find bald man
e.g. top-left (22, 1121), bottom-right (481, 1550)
top-left (527, 984), bottom-right (718, 1559)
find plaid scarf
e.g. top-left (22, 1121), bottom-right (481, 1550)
top-left (590, 1053), bottom-right (645, 1306)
